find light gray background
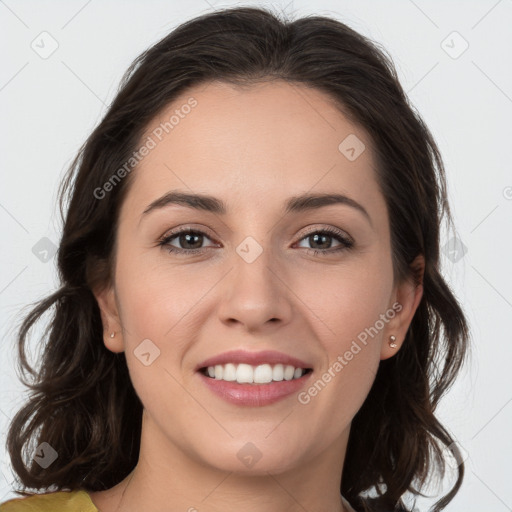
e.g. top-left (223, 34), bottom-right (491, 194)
top-left (1, 0), bottom-right (511, 510)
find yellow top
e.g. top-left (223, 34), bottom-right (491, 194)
top-left (0, 490), bottom-right (356, 512)
top-left (0, 490), bottom-right (98, 512)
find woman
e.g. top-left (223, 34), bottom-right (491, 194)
top-left (0, 6), bottom-right (469, 512)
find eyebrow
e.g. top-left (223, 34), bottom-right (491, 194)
top-left (142, 191), bottom-right (372, 226)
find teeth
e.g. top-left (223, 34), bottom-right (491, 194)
top-left (253, 364), bottom-right (272, 383)
top-left (206, 363), bottom-right (307, 384)
top-left (223, 363), bottom-right (237, 381)
top-left (284, 365), bottom-right (295, 381)
top-left (273, 364), bottom-right (284, 381)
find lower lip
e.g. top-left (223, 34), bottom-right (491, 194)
top-left (198, 371), bottom-right (312, 406)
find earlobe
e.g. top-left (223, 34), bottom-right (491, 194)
top-left (93, 285), bottom-right (125, 353)
top-left (380, 254), bottom-right (425, 360)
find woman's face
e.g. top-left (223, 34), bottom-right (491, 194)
top-left (96, 80), bottom-right (422, 476)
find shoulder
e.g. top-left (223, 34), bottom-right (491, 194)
top-left (0, 490), bottom-right (97, 512)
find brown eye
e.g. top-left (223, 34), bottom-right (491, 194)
top-left (296, 228), bottom-right (354, 256)
top-left (159, 228), bottom-right (217, 255)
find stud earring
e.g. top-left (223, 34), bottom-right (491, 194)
top-left (110, 332), bottom-right (116, 338)
top-left (388, 335), bottom-right (397, 348)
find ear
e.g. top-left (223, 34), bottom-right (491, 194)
top-left (380, 254), bottom-right (425, 360)
top-left (93, 285), bottom-right (125, 353)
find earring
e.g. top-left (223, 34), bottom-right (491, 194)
top-left (110, 332), bottom-right (116, 338)
top-left (388, 335), bottom-right (397, 348)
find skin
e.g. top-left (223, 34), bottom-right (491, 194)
top-left (91, 80), bottom-right (424, 512)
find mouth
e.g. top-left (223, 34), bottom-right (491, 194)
top-left (198, 363), bottom-right (313, 385)
top-left (195, 349), bottom-right (314, 405)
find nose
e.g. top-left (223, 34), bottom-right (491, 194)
top-left (216, 242), bottom-right (293, 333)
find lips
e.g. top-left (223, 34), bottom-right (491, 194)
top-left (195, 349), bottom-right (313, 372)
top-left (195, 349), bottom-right (314, 406)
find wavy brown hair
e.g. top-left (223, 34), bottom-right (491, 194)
top-left (4, 6), bottom-right (470, 511)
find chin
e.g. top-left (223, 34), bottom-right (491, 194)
top-left (194, 442), bottom-right (304, 476)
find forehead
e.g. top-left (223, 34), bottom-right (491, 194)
top-left (123, 80), bottom-right (384, 219)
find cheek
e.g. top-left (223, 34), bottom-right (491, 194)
top-left (114, 248), bottom-right (199, 337)
top-left (113, 251), bottom-right (219, 399)
top-left (294, 258), bottom-right (393, 343)
top-left (113, 256), bottom-right (195, 410)
top-left (291, 262), bottom-right (391, 406)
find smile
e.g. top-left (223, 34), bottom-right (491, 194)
top-left (201, 363), bottom-right (312, 384)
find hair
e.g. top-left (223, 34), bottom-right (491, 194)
top-left (4, 6), bottom-right (470, 512)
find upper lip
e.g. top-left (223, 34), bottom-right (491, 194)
top-left (196, 350), bottom-right (313, 371)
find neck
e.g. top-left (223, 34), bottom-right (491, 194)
top-left (90, 411), bottom-right (351, 512)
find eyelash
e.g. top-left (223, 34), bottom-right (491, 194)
top-left (157, 226), bottom-right (354, 257)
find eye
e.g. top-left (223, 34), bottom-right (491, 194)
top-left (157, 226), bottom-right (354, 257)
top-left (158, 228), bottom-right (217, 256)
top-left (295, 227), bottom-right (354, 256)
